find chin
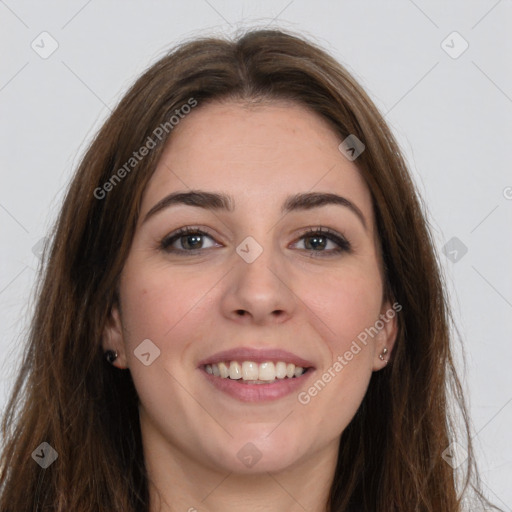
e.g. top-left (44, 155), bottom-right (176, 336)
top-left (211, 431), bottom-right (310, 474)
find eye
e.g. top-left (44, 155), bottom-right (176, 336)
top-left (291, 227), bottom-right (351, 256)
top-left (160, 227), bottom-right (218, 253)
top-left (160, 225), bottom-right (351, 257)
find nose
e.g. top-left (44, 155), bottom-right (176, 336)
top-left (220, 239), bottom-right (297, 325)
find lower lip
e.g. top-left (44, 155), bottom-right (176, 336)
top-left (200, 368), bottom-right (315, 402)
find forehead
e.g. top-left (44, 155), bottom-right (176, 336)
top-left (142, 100), bottom-right (373, 219)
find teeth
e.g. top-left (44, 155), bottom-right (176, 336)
top-left (229, 361), bottom-right (242, 380)
top-left (218, 362), bottom-right (229, 378)
top-left (276, 361), bottom-right (287, 379)
top-left (242, 361), bottom-right (259, 380)
top-left (205, 360), bottom-right (307, 381)
top-left (258, 362), bottom-right (275, 381)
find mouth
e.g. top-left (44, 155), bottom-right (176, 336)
top-left (198, 347), bottom-right (316, 402)
top-left (201, 360), bottom-right (312, 384)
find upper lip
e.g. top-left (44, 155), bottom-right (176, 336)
top-left (197, 347), bottom-right (315, 368)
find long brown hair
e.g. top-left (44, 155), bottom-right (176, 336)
top-left (0, 28), bottom-right (501, 512)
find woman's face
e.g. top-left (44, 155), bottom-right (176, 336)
top-left (104, 100), bottom-right (397, 475)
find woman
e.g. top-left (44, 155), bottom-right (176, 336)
top-left (0, 28), bottom-right (501, 511)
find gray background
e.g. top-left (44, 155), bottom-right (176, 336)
top-left (1, 0), bottom-right (511, 509)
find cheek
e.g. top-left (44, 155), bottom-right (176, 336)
top-left (294, 267), bottom-right (382, 427)
top-left (299, 266), bottom-right (383, 353)
top-left (118, 261), bottom-right (219, 361)
top-left (117, 265), bottom-right (214, 426)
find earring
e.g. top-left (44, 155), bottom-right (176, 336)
top-left (105, 350), bottom-right (118, 364)
top-left (379, 347), bottom-right (388, 364)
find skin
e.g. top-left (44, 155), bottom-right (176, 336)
top-left (103, 100), bottom-right (398, 512)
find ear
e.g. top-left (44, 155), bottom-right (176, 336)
top-left (372, 299), bottom-right (400, 371)
top-left (101, 303), bottom-right (128, 369)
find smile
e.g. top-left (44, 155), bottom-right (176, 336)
top-left (198, 347), bottom-right (316, 401)
top-left (203, 360), bottom-right (307, 383)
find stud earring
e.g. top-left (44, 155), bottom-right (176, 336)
top-left (379, 347), bottom-right (388, 364)
top-left (105, 350), bottom-right (118, 364)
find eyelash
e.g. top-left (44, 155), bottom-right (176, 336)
top-left (160, 226), bottom-right (352, 257)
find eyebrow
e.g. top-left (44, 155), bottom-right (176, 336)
top-left (142, 190), bottom-right (367, 230)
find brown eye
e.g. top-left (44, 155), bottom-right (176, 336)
top-left (292, 227), bottom-right (351, 256)
top-left (161, 228), bottom-right (217, 253)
